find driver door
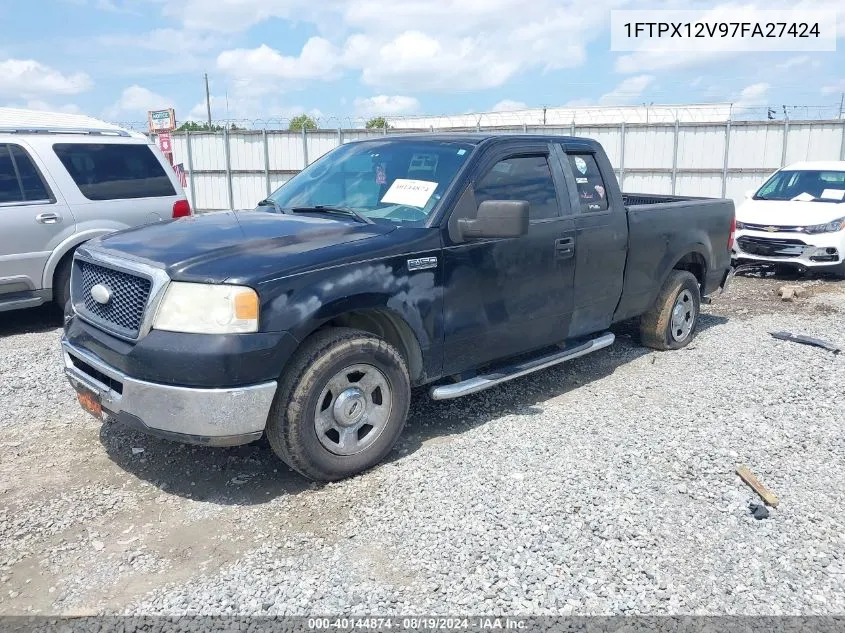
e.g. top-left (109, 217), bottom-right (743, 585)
top-left (440, 143), bottom-right (577, 375)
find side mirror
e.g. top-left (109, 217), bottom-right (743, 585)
top-left (744, 189), bottom-right (756, 199)
top-left (458, 200), bottom-right (529, 240)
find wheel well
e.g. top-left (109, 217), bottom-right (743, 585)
top-left (673, 252), bottom-right (706, 288)
top-left (51, 247), bottom-right (77, 290)
top-left (322, 309), bottom-right (424, 383)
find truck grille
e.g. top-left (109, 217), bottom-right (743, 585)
top-left (73, 260), bottom-right (152, 339)
top-left (736, 236), bottom-right (807, 259)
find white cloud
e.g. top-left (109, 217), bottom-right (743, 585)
top-left (216, 38), bottom-right (342, 94)
top-left (204, 0), bottom-right (623, 94)
top-left (821, 79), bottom-right (845, 96)
top-left (103, 85), bottom-right (173, 121)
top-left (3, 100), bottom-right (82, 114)
top-left (599, 75), bottom-right (654, 105)
top-left (732, 83), bottom-right (771, 114)
top-left (0, 59), bottom-right (92, 100)
top-left (353, 95), bottom-right (420, 117)
top-left (96, 28), bottom-right (220, 55)
top-left (491, 100), bottom-right (528, 112)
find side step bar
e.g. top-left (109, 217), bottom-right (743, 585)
top-left (430, 332), bottom-right (615, 401)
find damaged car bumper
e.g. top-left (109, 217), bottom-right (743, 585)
top-left (732, 229), bottom-right (844, 272)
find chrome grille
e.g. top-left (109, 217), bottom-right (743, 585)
top-left (74, 260), bottom-right (152, 338)
top-left (742, 222), bottom-right (802, 233)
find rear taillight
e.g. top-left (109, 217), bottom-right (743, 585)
top-left (728, 215), bottom-right (736, 251)
top-left (172, 199), bottom-right (192, 218)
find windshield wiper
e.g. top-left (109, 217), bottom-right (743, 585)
top-left (257, 198), bottom-right (288, 214)
top-left (290, 205), bottom-right (374, 224)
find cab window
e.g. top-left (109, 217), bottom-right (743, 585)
top-left (567, 153), bottom-right (608, 212)
top-left (474, 155), bottom-right (559, 220)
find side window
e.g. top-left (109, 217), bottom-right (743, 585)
top-left (10, 145), bottom-right (50, 201)
top-left (0, 144), bottom-right (52, 204)
top-left (474, 155), bottom-right (559, 220)
top-left (53, 143), bottom-right (176, 201)
top-left (567, 153), bottom-right (608, 212)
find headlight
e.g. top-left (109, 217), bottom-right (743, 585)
top-left (804, 217), bottom-right (845, 234)
top-left (153, 282), bottom-right (259, 334)
top-left (735, 221), bottom-right (746, 230)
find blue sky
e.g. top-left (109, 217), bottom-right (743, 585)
top-left (1, 0), bottom-right (844, 127)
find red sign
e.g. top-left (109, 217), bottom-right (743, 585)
top-left (158, 132), bottom-right (172, 154)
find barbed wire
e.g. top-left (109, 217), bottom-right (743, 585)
top-left (115, 103), bottom-right (844, 132)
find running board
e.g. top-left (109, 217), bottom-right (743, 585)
top-left (430, 332), bottom-right (615, 401)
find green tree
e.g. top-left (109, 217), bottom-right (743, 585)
top-left (288, 114), bottom-right (318, 131)
top-left (176, 121), bottom-right (223, 132)
top-left (365, 116), bottom-right (390, 130)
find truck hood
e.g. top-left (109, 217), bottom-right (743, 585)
top-left (93, 209), bottom-right (396, 283)
top-left (737, 199), bottom-right (845, 226)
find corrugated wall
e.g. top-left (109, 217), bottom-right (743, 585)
top-left (162, 121), bottom-right (845, 212)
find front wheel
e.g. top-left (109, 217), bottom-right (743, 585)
top-left (640, 270), bottom-right (701, 351)
top-left (265, 327), bottom-right (410, 481)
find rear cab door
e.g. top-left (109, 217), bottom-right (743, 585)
top-left (440, 138), bottom-right (578, 374)
top-left (552, 141), bottom-right (629, 338)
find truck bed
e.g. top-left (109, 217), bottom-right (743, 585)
top-left (622, 192), bottom-right (710, 206)
top-left (613, 195), bottom-right (735, 323)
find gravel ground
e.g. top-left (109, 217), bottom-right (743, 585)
top-left (1, 274), bottom-right (844, 616)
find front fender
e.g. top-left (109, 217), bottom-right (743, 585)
top-left (259, 256), bottom-right (443, 354)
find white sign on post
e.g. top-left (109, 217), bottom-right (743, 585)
top-left (148, 108), bottom-right (176, 133)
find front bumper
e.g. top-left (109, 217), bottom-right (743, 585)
top-left (62, 338), bottom-right (277, 446)
top-left (732, 229), bottom-right (844, 269)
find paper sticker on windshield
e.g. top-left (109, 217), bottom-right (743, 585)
top-left (381, 179), bottom-right (438, 208)
top-left (375, 163), bottom-right (386, 185)
top-left (573, 156), bottom-right (588, 175)
top-left (576, 177), bottom-right (588, 184)
top-left (821, 188), bottom-right (845, 201)
top-left (595, 184), bottom-right (605, 198)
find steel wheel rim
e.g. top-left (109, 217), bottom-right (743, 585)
top-left (314, 363), bottom-right (393, 456)
top-left (670, 289), bottom-right (695, 342)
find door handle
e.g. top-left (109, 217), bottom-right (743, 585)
top-left (555, 237), bottom-right (575, 259)
top-left (35, 213), bottom-right (61, 225)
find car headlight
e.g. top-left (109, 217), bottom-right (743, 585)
top-left (803, 217), bottom-right (845, 234)
top-left (153, 282), bottom-right (259, 334)
top-left (735, 220), bottom-right (746, 230)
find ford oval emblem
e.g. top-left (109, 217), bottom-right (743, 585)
top-left (90, 283), bottom-right (112, 305)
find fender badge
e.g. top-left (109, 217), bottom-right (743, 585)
top-left (407, 257), bottom-right (438, 271)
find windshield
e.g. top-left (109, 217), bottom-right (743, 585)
top-left (755, 169), bottom-right (845, 202)
top-left (265, 139), bottom-right (476, 225)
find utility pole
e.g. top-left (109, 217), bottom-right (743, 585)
top-left (839, 92), bottom-right (844, 120)
top-left (204, 73), bottom-right (212, 126)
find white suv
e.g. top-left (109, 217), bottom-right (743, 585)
top-left (0, 108), bottom-right (191, 313)
top-left (733, 161), bottom-right (845, 277)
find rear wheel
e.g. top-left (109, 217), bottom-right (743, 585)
top-left (265, 327), bottom-right (410, 482)
top-left (640, 270), bottom-right (701, 351)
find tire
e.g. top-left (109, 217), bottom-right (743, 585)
top-left (639, 270), bottom-right (701, 351)
top-left (53, 255), bottom-right (73, 313)
top-left (265, 327), bottom-right (411, 482)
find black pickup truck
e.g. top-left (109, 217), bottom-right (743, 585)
top-left (62, 134), bottom-right (735, 481)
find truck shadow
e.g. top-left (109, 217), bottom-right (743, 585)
top-left (98, 313), bottom-right (728, 505)
top-left (0, 304), bottom-right (62, 336)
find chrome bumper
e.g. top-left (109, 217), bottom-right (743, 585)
top-left (61, 338), bottom-right (277, 446)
